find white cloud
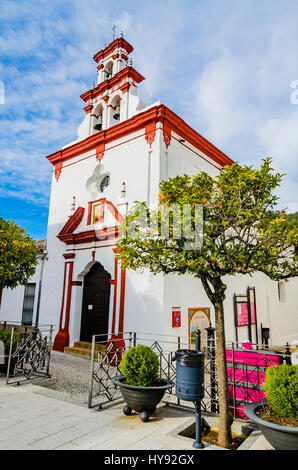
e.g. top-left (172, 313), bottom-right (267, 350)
top-left (257, 111), bottom-right (298, 173)
top-left (187, 1), bottom-right (298, 213)
top-left (192, 55), bottom-right (255, 146)
top-left (1, 0), bottom-right (298, 227)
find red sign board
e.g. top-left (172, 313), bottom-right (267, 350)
top-left (172, 307), bottom-right (181, 328)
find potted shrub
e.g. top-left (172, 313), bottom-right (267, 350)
top-left (0, 329), bottom-right (21, 374)
top-left (244, 364), bottom-right (298, 450)
top-left (112, 344), bottom-right (174, 422)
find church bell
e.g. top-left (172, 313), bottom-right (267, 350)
top-left (93, 114), bottom-right (103, 131)
top-left (113, 105), bottom-right (120, 120)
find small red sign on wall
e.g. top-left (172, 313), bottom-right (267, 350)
top-left (172, 307), bottom-right (181, 328)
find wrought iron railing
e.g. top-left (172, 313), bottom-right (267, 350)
top-left (4, 324), bottom-right (53, 385)
top-left (87, 329), bottom-right (292, 419)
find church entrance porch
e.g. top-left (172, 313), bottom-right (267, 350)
top-left (80, 262), bottom-right (111, 343)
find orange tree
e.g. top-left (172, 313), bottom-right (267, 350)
top-left (116, 158), bottom-right (298, 447)
top-left (0, 218), bottom-right (38, 290)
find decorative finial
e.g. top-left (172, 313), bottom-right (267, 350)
top-left (69, 196), bottom-right (76, 217)
top-left (121, 181), bottom-right (126, 198)
top-left (120, 30), bottom-right (124, 38)
top-left (128, 58), bottom-right (133, 67)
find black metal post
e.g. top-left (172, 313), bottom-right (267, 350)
top-left (193, 400), bottom-right (204, 449)
top-left (195, 329), bottom-right (201, 352)
top-left (285, 343), bottom-right (292, 365)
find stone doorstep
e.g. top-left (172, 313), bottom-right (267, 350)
top-left (64, 341), bottom-right (106, 359)
top-left (73, 341), bottom-right (105, 352)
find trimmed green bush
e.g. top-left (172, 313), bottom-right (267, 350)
top-left (0, 330), bottom-right (21, 354)
top-left (264, 364), bottom-right (298, 421)
top-left (120, 344), bottom-right (159, 387)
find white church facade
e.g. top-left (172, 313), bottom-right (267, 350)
top-left (1, 37), bottom-right (297, 351)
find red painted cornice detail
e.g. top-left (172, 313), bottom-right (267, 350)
top-left (58, 200), bottom-right (122, 245)
top-left (54, 160), bottom-right (62, 181)
top-left (96, 142), bottom-right (105, 162)
top-left (80, 67), bottom-right (145, 103)
top-left (46, 104), bottom-right (161, 166)
top-left (145, 121), bottom-right (156, 148)
top-left (63, 253), bottom-right (76, 259)
top-left (93, 38), bottom-right (133, 63)
top-left (163, 120), bottom-right (172, 149)
top-left (58, 227), bottom-right (120, 245)
top-left (58, 207), bottom-right (85, 240)
top-left (46, 104), bottom-right (234, 169)
top-left (119, 82), bottom-right (131, 94)
top-left (84, 104), bottom-right (93, 114)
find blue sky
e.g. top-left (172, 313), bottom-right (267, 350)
top-left (1, 0), bottom-right (298, 240)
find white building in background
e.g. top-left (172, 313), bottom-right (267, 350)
top-left (0, 37), bottom-right (297, 350)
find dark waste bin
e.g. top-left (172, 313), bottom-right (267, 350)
top-left (173, 349), bottom-right (204, 402)
top-left (172, 330), bottom-right (206, 449)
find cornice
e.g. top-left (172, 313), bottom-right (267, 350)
top-left (46, 104), bottom-right (233, 169)
top-left (80, 67), bottom-right (145, 103)
top-left (93, 38), bottom-right (133, 63)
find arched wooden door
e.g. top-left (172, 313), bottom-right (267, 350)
top-left (80, 262), bottom-right (111, 343)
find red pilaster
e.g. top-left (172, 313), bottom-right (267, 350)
top-left (53, 255), bottom-right (75, 352)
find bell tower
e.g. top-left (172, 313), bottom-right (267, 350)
top-left (79, 36), bottom-right (145, 138)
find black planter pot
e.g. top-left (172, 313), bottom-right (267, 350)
top-left (112, 375), bottom-right (174, 422)
top-left (244, 401), bottom-right (298, 450)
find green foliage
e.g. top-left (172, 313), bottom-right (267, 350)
top-left (116, 157), bottom-right (298, 445)
top-left (120, 344), bottom-right (159, 387)
top-left (0, 217), bottom-right (38, 290)
top-left (0, 330), bottom-right (21, 354)
top-left (264, 365), bottom-right (298, 421)
top-left (287, 212), bottom-right (298, 229)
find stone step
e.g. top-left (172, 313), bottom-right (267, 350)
top-left (73, 341), bottom-right (105, 352)
top-left (64, 346), bottom-right (105, 360)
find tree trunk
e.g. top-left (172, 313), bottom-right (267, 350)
top-left (214, 301), bottom-right (233, 448)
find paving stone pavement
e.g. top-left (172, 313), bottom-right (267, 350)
top-left (0, 376), bottom-right (273, 450)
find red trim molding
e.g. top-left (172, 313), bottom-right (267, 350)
top-left (84, 104), bottom-right (93, 114)
top-left (96, 142), bottom-right (105, 162)
top-left (163, 120), bottom-right (172, 148)
top-left (118, 266), bottom-right (126, 334)
top-left (46, 105), bottom-right (233, 174)
top-left (63, 253), bottom-right (75, 259)
top-left (93, 38), bottom-right (133, 63)
top-left (111, 256), bottom-right (118, 333)
top-left (53, 261), bottom-right (74, 352)
top-left (80, 66), bottom-right (144, 103)
top-left (145, 121), bottom-right (156, 148)
top-left (119, 82), bottom-right (131, 94)
top-left (58, 207), bottom-right (85, 240)
top-left (54, 161), bottom-right (62, 181)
